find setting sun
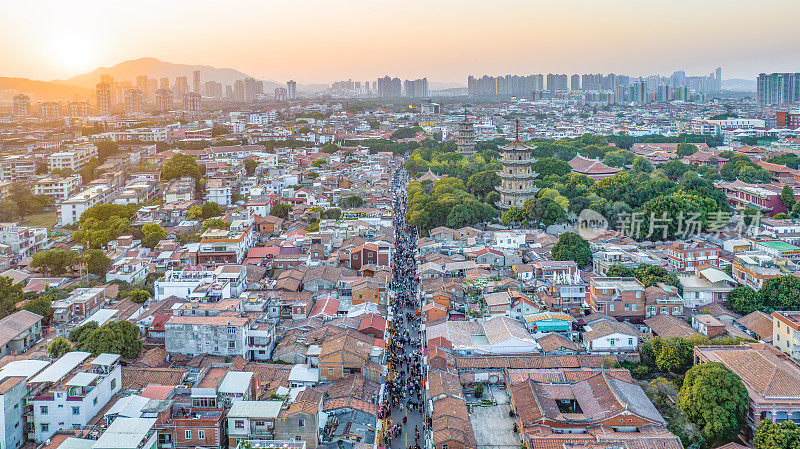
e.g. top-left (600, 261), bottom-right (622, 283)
top-left (49, 34), bottom-right (96, 73)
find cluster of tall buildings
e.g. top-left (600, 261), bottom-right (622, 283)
top-left (377, 76), bottom-right (402, 98)
top-left (757, 72), bottom-right (800, 105)
top-left (468, 68), bottom-right (723, 102)
top-left (91, 72), bottom-right (301, 116)
top-left (95, 71), bottom-right (205, 116)
top-left (329, 76), bottom-right (428, 98)
top-left (468, 74), bottom-right (544, 97)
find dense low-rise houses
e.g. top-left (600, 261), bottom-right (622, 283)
top-left (6, 92), bottom-right (800, 449)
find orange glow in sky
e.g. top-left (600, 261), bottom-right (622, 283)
top-left (2, 0), bottom-right (799, 83)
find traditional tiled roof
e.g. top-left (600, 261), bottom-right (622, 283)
top-left (536, 333), bottom-right (581, 353)
top-left (737, 311), bottom-right (773, 342)
top-left (583, 317), bottom-right (642, 341)
top-left (121, 367), bottom-right (188, 391)
top-left (644, 314), bottom-right (699, 339)
top-left (509, 371), bottom-right (665, 428)
top-left (569, 154), bottom-right (623, 175)
top-left (455, 354), bottom-right (605, 370)
top-left (700, 345), bottom-right (800, 399)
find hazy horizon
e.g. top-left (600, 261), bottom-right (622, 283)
top-left (2, 0), bottom-right (799, 85)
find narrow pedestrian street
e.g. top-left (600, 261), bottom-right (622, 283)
top-left (379, 158), bottom-right (424, 449)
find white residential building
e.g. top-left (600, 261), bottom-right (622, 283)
top-left (154, 265), bottom-right (247, 301)
top-left (227, 401), bottom-right (282, 443)
top-left (47, 145), bottom-right (98, 172)
top-left (0, 359), bottom-right (50, 449)
top-left (206, 185), bottom-right (232, 207)
top-left (114, 179), bottom-right (158, 205)
top-left (0, 224), bottom-right (48, 259)
top-left (164, 316), bottom-right (274, 360)
top-left (29, 352), bottom-right (122, 443)
top-left (494, 231), bottom-right (526, 250)
top-left (58, 184), bottom-right (116, 225)
top-left (0, 156), bottom-right (36, 182)
top-left (33, 175), bottom-right (83, 200)
top-left (106, 257), bottom-right (149, 284)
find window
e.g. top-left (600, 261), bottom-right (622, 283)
top-left (72, 406), bottom-right (80, 415)
top-left (234, 420), bottom-right (245, 429)
top-left (227, 326), bottom-right (236, 334)
top-left (185, 430), bottom-right (192, 439)
top-left (198, 430), bottom-right (205, 440)
top-left (41, 423), bottom-right (49, 433)
top-left (609, 338), bottom-right (616, 346)
top-left (299, 418), bottom-right (306, 428)
top-left (40, 406), bottom-right (48, 415)
top-left (609, 304), bottom-right (615, 312)
top-left (628, 338), bottom-right (634, 346)
top-left (631, 304), bottom-right (637, 311)
top-left (228, 340), bottom-right (236, 349)
top-left (110, 379), bottom-right (116, 390)
top-left (93, 397), bottom-right (98, 405)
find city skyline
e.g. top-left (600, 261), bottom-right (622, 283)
top-left (1, 0), bottom-right (799, 84)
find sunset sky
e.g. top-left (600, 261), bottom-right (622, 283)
top-left (2, 0), bottom-right (799, 84)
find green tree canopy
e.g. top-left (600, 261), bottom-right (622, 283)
top-left (755, 419), bottom-right (800, 449)
top-left (341, 195), bottom-right (364, 209)
top-left (72, 203), bottom-right (139, 249)
top-left (270, 203), bottom-right (291, 219)
top-left (48, 337), bottom-right (73, 359)
top-left (676, 143), bottom-right (698, 157)
top-left (23, 295), bottom-right (53, 324)
top-left (69, 320), bottom-right (142, 359)
top-left (201, 201), bottom-right (224, 219)
top-left (501, 206), bottom-right (526, 226)
top-left (391, 126), bottom-right (423, 140)
top-left (551, 232), bottom-right (592, 267)
top-left (243, 159), bottom-right (260, 177)
top-left (321, 143), bottom-right (340, 154)
top-left (781, 185), bottom-right (796, 211)
top-left (533, 158), bottom-right (572, 177)
top-left (466, 170), bottom-right (500, 198)
top-left (31, 249), bottom-right (79, 277)
top-left (0, 277), bottom-right (22, 318)
top-left (200, 218), bottom-right (230, 233)
top-left (83, 249), bottom-right (111, 277)
top-left (758, 276), bottom-right (800, 311)
top-left (728, 286), bottom-right (759, 315)
top-left (127, 289), bottom-right (150, 304)
top-left (141, 223), bottom-right (168, 249)
top-left (678, 362), bottom-right (748, 446)
top-left (161, 153), bottom-right (202, 181)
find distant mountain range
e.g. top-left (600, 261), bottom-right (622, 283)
top-left (0, 57), bottom-right (287, 101)
top-left (723, 78), bottom-right (756, 92)
top-left (53, 57), bottom-right (282, 90)
top-left (0, 77), bottom-right (91, 102)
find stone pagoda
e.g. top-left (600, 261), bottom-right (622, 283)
top-left (456, 110), bottom-right (475, 156)
top-left (496, 120), bottom-right (539, 209)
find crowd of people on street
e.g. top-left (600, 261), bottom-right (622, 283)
top-left (379, 160), bottom-right (424, 449)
